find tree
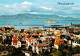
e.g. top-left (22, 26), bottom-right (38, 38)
top-left (50, 45), bottom-right (72, 56)
top-left (50, 48), bottom-right (62, 56)
top-left (72, 46), bottom-right (80, 54)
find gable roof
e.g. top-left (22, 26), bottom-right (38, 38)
top-left (33, 43), bottom-right (49, 47)
top-left (13, 36), bottom-right (18, 40)
top-left (23, 37), bottom-right (28, 41)
top-left (13, 40), bottom-right (20, 45)
top-left (32, 33), bottom-right (39, 36)
top-left (55, 38), bottom-right (64, 42)
top-left (54, 38), bottom-right (66, 46)
top-left (1, 31), bottom-right (6, 33)
top-left (28, 37), bottom-right (36, 42)
top-left (17, 30), bottom-right (20, 33)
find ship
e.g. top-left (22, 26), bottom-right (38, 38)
top-left (46, 20), bottom-right (58, 23)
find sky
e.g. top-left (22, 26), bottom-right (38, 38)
top-left (0, 0), bottom-right (80, 18)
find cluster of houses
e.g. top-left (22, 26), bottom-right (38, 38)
top-left (0, 24), bottom-right (80, 56)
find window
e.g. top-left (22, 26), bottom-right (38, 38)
top-left (18, 45), bottom-right (21, 47)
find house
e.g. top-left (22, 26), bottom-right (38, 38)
top-left (26, 37), bottom-right (37, 46)
top-left (22, 37), bottom-right (28, 41)
top-left (1, 28), bottom-right (5, 31)
top-left (32, 33), bottom-right (39, 38)
top-left (69, 26), bottom-right (80, 33)
top-left (1, 31), bottom-right (7, 34)
top-left (75, 35), bottom-right (80, 39)
top-left (72, 35), bottom-right (80, 47)
top-left (17, 30), bottom-right (20, 33)
top-left (40, 37), bottom-right (46, 43)
top-left (54, 38), bottom-right (66, 49)
top-left (40, 36), bottom-right (52, 44)
top-left (32, 43), bottom-right (50, 54)
top-left (54, 30), bottom-right (61, 35)
top-left (72, 42), bottom-right (80, 47)
top-left (11, 36), bottom-right (21, 48)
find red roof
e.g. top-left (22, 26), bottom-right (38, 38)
top-left (1, 31), bottom-right (6, 33)
top-left (26, 33), bottom-right (30, 36)
top-left (33, 43), bottom-right (49, 47)
top-left (55, 38), bottom-right (63, 42)
top-left (54, 38), bottom-right (66, 46)
top-left (23, 37), bottom-right (28, 41)
top-left (13, 40), bottom-right (19, 45)
top-left (70, 33), bottom-right (73, 34)
top-left (23, 31), bottom-right (27, 33)
top-left (12, 29), bottom-right (16, 31)
top-left (2, 28), bottom-right (5, 29)
top-left (17, 30), bottom-right (20, 33)
top-left (41, 32), bottom-right (43, 35)
top-left (13, 36), bottom-right (18, 40)
top-left (0, 27), bottom-right (2, 29)
top-left (28, 37), bottom-right (36, 42)
top-left (32, 33), bottom-right (39, 36)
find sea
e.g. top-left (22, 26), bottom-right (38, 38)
top-left (0, 19), bottom-right (80, 30)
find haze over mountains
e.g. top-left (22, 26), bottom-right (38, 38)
top-left (0, 13), bottom-right (79, 21)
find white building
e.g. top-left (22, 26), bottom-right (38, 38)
top-left (32, 43), bottom-right (50, 54)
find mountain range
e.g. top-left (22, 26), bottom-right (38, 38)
top-left (0, 13), bottom-right (79, 21)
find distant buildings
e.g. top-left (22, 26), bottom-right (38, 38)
top-left (0, 24), bottom-right (80, 56)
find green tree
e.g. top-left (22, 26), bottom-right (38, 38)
top-left (72, 46), bottom-right (80, 54)
top-left (50, 48), bottom-right (62, 56)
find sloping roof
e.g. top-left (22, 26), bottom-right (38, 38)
top-left (32, 33), bottom-right (39, 36)
top-left (41, 31), bottom-right (43, 35)
top-left (54, 38), bottom-right (66, 46)
top-left (26, 33), bottom-right (30, 36)
top-left (2, 28), bottom-right (5, 29)
top-left (13, 40), bottom-right (19, 45)
top-left (12, 36), bottom-right (20, 44)
top-left (23, 31), bottom-right (27, 33)
top-left (1, 31), bottom-right (6, 33)
top-left (55, 38), bottom-right (64, 42)
top-left (17, 30), bottom-right (20, 33)
top-left (13, 36), bottom-right (18, 40)
top-left (23, 37), bottom-right (28, 41)
top-left (70, 33), bottom-right (73, 34)
top-left (12, 29), bottom-right (16, 31)
top-left (28, 37), bottom-right (36, 42)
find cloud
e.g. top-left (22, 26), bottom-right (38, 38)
top-left (30, 12), bottom-right (39, 14)
top-left (0, 3), bottom-right (32, 15)
top-left (40, 6), bottom-right (52, 10)
top-left (5, 5), bottom-right (9, 8)
top-left (0, 2), bottom-right (80, 18)
top-left (21, 1), bottom-right (32, 5)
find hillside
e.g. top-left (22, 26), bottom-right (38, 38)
top-left (0, 14), bottom-right (79, 21)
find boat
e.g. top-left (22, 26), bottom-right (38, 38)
top-left (46, 20), bottom-right (58, 23)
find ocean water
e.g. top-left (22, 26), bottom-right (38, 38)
top-left (0, 19), bottom-right (80, 30)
